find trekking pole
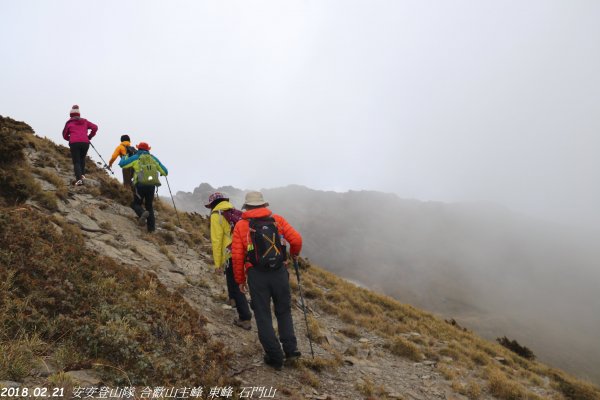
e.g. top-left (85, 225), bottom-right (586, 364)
top-left (294, 258), bottom-right (315, 358)
top-left (164, 176), bottom-right (182, 227)
top-left (89, 142), bottom-right (114, 175)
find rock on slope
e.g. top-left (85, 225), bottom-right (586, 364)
top-left (1, 115), bottom-right (599, 400)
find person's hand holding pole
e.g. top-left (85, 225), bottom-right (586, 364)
top-left (239, 282), bottom-right (249, 294)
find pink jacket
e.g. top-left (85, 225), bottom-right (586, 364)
top-left (62, 118), bottom-right (98, 144)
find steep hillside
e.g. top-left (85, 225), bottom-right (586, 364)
top-left (1, 115), bottom-right (599, 400)
top-left (173, 183), bottom-right (600, 386)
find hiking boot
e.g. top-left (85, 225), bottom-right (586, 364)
top-left (75, 179), bottom-right (84, 186)
top-left (138, 211), bottom-right (150, 226)
top-left (285, 350), bottom-right (302, 364)
top-left (233, 319), bottom-right (251, 331)
top-left (263, 354), bottom-right (283, 371)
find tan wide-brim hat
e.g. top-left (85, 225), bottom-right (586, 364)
top-left (242, 191), bottom-right (269, 209)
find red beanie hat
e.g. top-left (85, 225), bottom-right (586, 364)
top-left (70, 105), bottom-right (80, 117)
top-left (137, 142), bottom-right (151, 151)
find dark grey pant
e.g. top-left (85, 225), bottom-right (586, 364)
top-left (132, 184), bottom-right (156, 231)
top-left (247, 266), bottom-right (297, 364)
top-left (225, 259), bottom-right (252, 321)
top-left (69, 142), bottom-right (89, 180)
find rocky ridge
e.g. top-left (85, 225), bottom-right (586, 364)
top-left (1, 116), bottom-right (599, 400)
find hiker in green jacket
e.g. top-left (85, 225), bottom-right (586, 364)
top-left (119, 142), bottom-right (168, 232)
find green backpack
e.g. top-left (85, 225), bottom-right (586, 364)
top-left (136, 154), bottom-right (161, 186)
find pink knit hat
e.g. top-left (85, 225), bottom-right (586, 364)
top-left (70, 105), bottom-right (80, 117)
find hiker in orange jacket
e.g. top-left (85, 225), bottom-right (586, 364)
top-left (231, 191), bottom-right (303, 370)
top-left (108, 135), bottom-right (136, 187)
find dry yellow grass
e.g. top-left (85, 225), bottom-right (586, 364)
top-left (35, 168), bottom-right (68, 200)
top-left (298, 367), bottom-right (320, 388)
top-left (355, 377), bottom-right (376, 397)
top-left (438, 363), bottom-right (458, 380)
top-left (465, 381), bottom-right (482, 399)
top-left (306, 315), bottom-right (325, 344)
top-left (386, 336), bottom-right (423, 362)
top-left (339, 325), bottom-right (360, 338)
top-left (487, 368), bottom-right (543, 400)
top-left (301, 356), bottom-right (342, 372)
top-left (0, 334), bottom-right (46, 381)
top-left (159, 244), bottom-right (176, 264)
top-left (46, 371), bottom-right (76, 389)
top-left (452, 380), bottom-right (482, 400)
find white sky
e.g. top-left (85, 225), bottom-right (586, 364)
top-left (1, 0), bottom-right (599, 228)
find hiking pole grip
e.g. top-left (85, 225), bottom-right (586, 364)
top-left (294, 258), bottom-right (315, 359)
top-left (104, 164), bottom-right (114, 175)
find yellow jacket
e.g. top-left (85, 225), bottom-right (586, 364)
top-left (108, 141), bottom-right (132, 168)
top-left (210, 200), bottom-right (235, 268)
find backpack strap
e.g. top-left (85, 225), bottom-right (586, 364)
top-left (212, 209), bottom-right (224, 226)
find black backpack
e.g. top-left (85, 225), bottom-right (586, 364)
top-left (124, 145), bottom-right (137, 157)
top-left (247, 217), bottom-right (287, 270)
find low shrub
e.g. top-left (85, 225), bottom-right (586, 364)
top-left (497, 336), bottom-right (536, 361)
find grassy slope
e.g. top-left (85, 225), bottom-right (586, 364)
top-left (0, 116), bottom-right (227, 388)
top-left (1, 115), bottom-right (599, 400)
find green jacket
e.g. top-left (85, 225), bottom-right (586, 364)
top-left (119, 150), bottom-right (168, 184)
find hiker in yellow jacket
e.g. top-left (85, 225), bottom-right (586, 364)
top-left (206, 192), bottom-right (252, 330)
top-left (108, 135), bottom-right (136, 186)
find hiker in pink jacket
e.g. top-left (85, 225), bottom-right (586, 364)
top-left (62, 105), bottom-right (98, 186)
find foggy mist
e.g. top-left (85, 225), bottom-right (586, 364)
top-left (1, 0), bottom-right (600, 384)
top-left (174, 183), bottom-right (600, 383)
top-left (1, 1), bottom-right (599, 229)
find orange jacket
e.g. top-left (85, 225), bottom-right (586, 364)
top-left (108, 141), bottom-right (132, 168)
top-left (232, 207), bottom-right (302, 284)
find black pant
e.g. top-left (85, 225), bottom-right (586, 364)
top-left (225, 259), bottom-right (252, 321)
top-left (69, 142), bottom-right (89, 180)
top-left (247, 266), bottom-right (297, 363)
top-left (132, 184), bottom-right (156, 231)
